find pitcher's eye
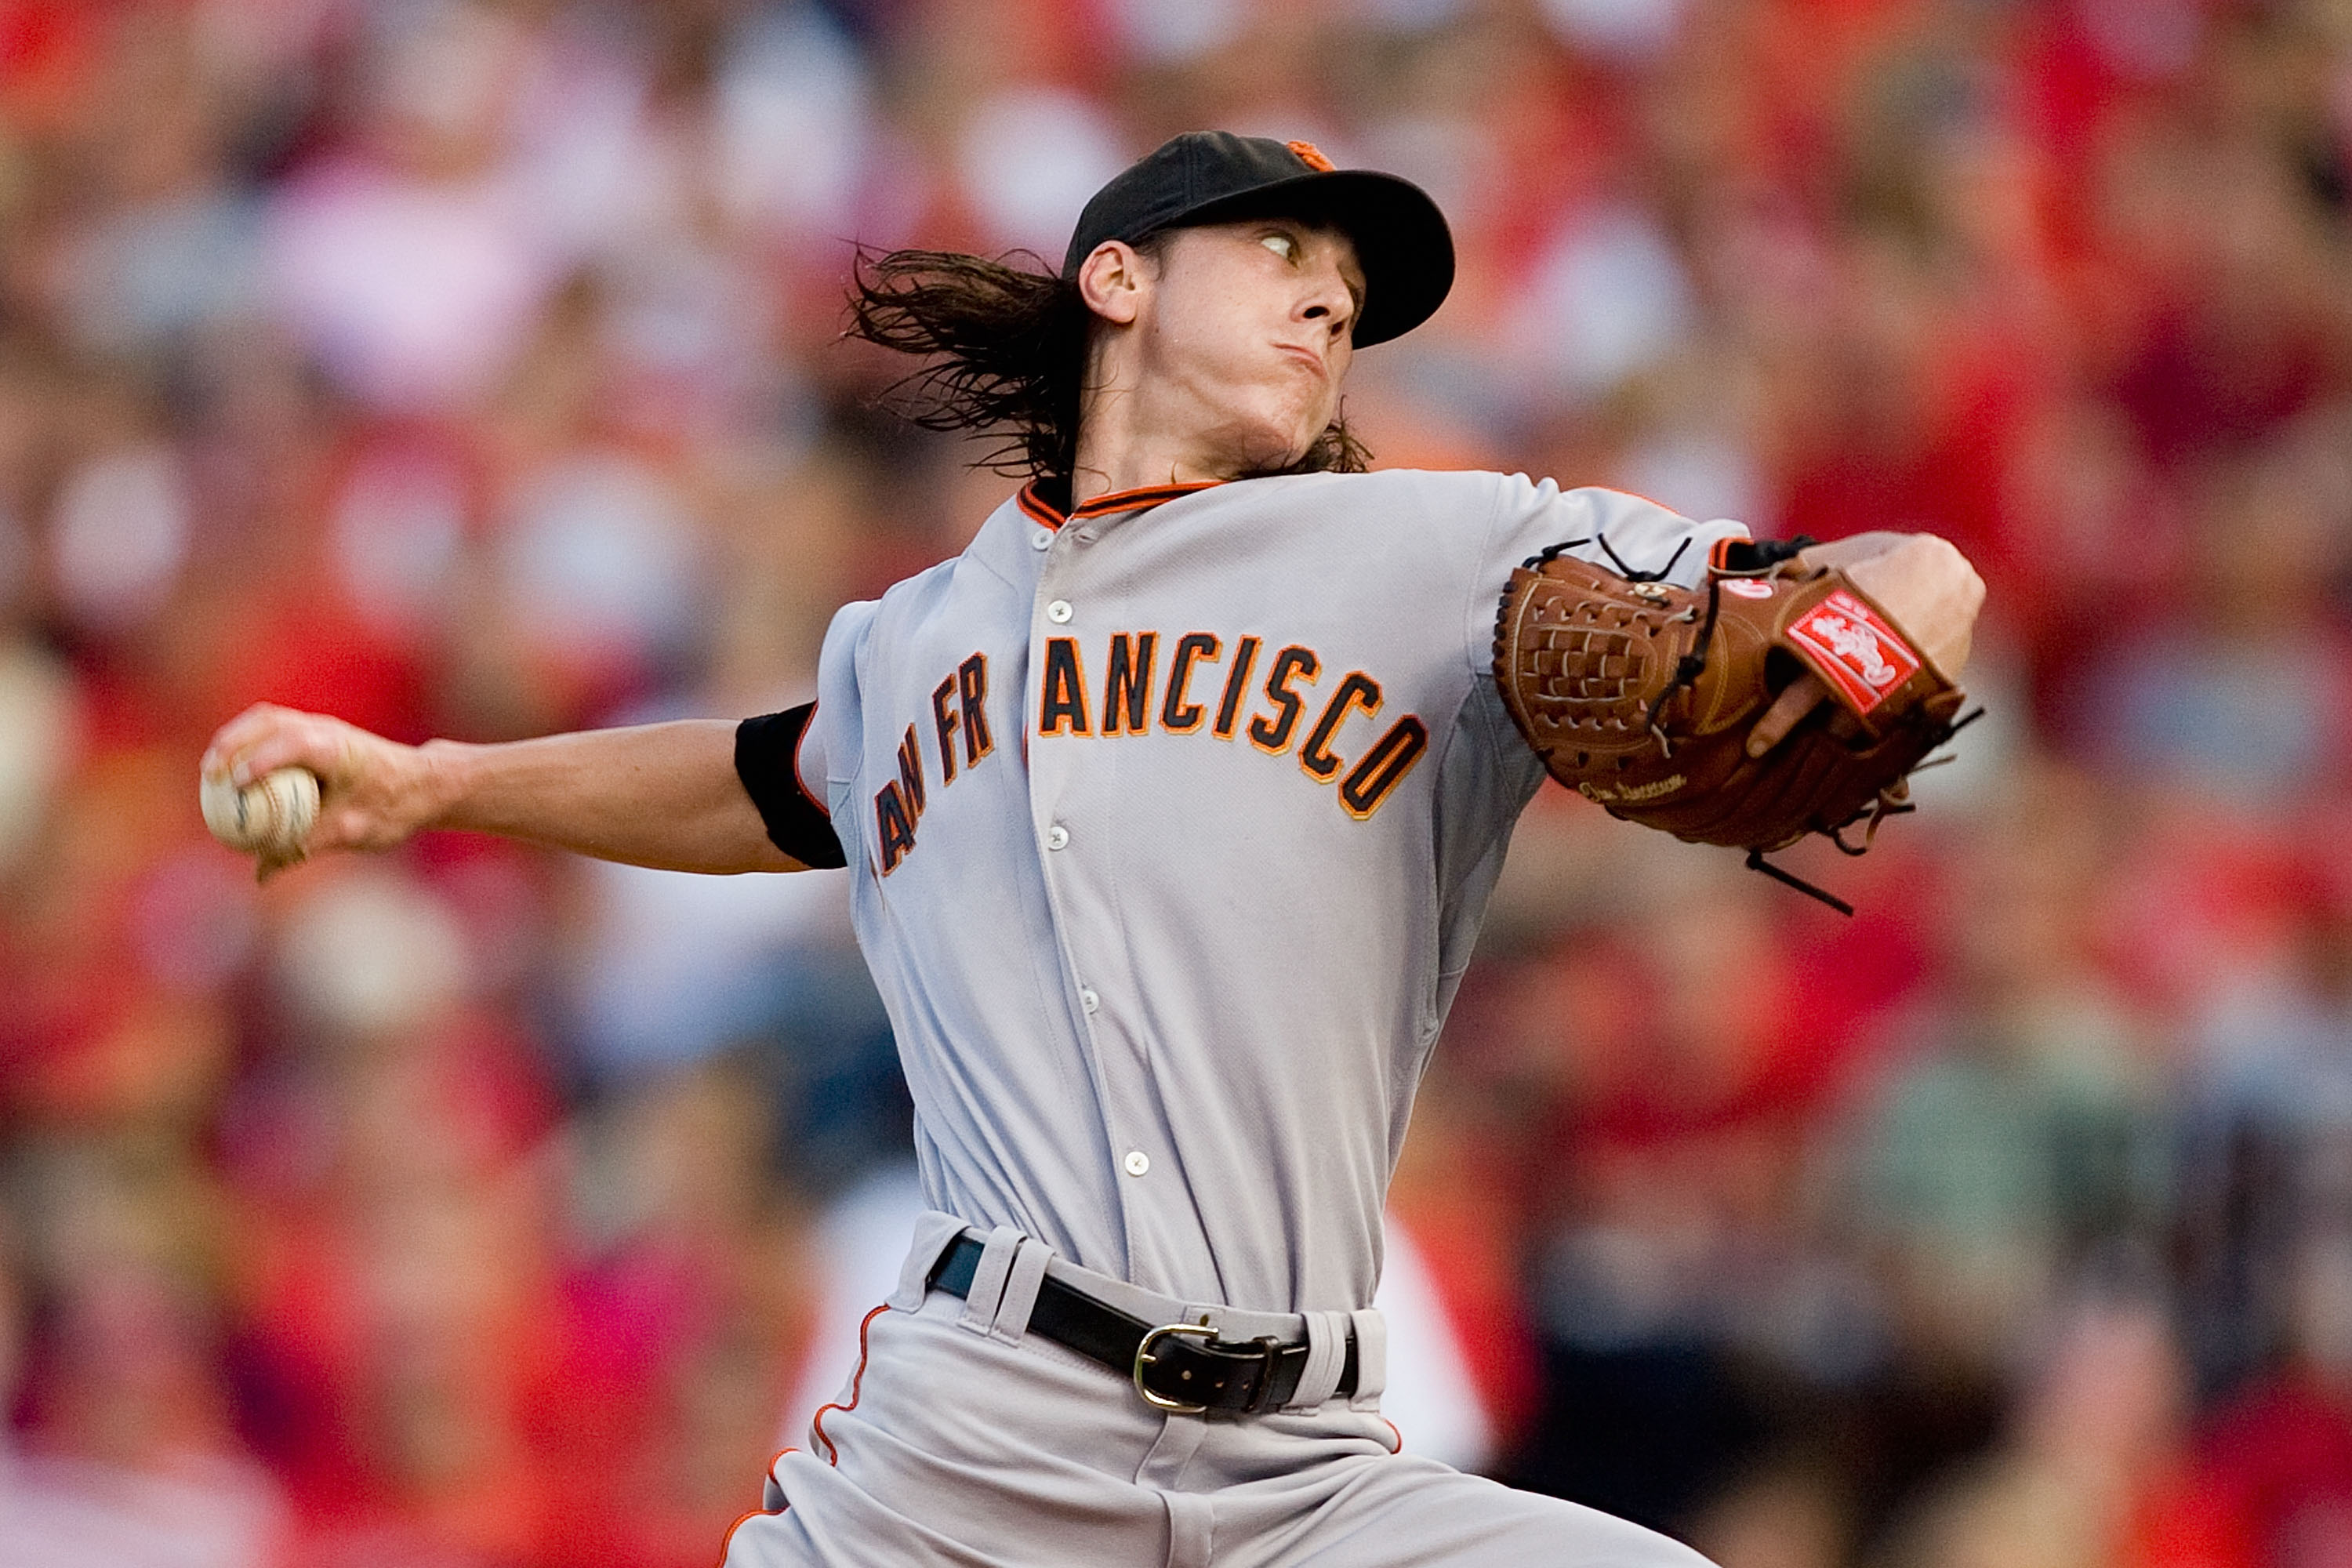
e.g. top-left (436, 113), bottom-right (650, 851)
top-left (1259, 233), bottom-right (1298, 261)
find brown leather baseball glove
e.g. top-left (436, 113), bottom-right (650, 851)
top-left (1494, 535), bottom-right (1979, 912)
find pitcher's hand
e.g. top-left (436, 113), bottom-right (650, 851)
top-left (200, 704), bottom-right (445, 861)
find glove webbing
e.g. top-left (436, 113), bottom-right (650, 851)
top-left (1746, 705), bottom-right (1984, 916)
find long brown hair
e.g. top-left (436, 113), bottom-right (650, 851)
top-left (844, 243), bottom-right (1368, 503)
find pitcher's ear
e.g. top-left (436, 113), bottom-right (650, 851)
top-left (1076, 240), bottom-right (1148, 326)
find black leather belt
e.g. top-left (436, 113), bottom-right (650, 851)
top-left (929, 1233), bottom-right (1359, 1416)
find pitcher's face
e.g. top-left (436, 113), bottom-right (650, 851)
top-left (1105, 220), bottom-right (1364, 473)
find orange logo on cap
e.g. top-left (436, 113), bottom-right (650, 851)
top-left (1287, 140), bottom-right (1335, 172)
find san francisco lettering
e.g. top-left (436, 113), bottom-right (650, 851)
top-left (873, 633), bottom-right (1428, 878)
top-left (1037, 630), bottom-right (1427, 822)
top-left (875, 651), bottom-right (992, 875)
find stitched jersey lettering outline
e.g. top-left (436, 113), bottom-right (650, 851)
top-left (877, 633), bottom-right (1423, 880)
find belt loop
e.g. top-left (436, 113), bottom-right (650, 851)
top-left (1283, 1309), bottom-right (1351, 1412)
top-left (891, 1210), bottom-right (971, 1311)
top-left (1345, 1307), bottom-right (1388, 1409)
top-left (989, 1236), bottom-right (1054, 1345)
top-left (959, 1226), bottom-right (1022, 1336)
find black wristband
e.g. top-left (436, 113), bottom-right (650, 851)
top-left (735, 706), bottom-right (847, 869)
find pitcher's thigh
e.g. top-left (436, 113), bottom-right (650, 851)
top-left (718, 1461), bottom-right (998, 1568)
top-left (1278, 1457), bottom-right (1718, 1568)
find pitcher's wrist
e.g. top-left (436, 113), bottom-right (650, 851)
top-left (413, 739), bottom-right (477, 833)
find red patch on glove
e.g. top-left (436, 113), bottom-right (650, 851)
top-left (1786, 590), bottom-right (1922, 716)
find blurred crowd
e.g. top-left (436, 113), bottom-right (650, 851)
top-left (2, 0), bottom-right (2351, 1564)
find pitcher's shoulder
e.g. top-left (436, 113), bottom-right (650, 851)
top-left (1230, 466), bottom-right (1525, 523)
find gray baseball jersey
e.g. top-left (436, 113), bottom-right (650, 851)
top-left (795, 467), bottom-right (1744, 1316)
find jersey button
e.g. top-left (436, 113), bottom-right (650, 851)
top-left (1080, 988), bottom-right (1099, 1014)
top-left (1045, 824), bottom-right (1070, 850)
top-left (1123, 1150), bottom-right (1150, 1178)
top-left (1030, 528), bottom-right (1052, 550)
top-left (1047, 600), bottom-right (1073, 623)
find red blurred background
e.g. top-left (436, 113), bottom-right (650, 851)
top-left (3, 1), bottom-right (2352, 1564)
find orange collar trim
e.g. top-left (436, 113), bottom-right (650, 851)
top-left (1017, 481), bottom-right (1224, 529)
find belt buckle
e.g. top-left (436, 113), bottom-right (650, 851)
top-left (1134, 1321), bottom-right (1216, 1414)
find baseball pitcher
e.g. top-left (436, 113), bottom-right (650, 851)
top-left (202, 133), bottom-right (1982, 1566)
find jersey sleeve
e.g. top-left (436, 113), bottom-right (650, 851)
top-left (732, 597), bottom-right (882, 871)
top-left (1462, 474), bottom-right (1752, 674)
top-left (734, 704), bottom-right (845, 869)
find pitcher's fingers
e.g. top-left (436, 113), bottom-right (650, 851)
top-left (232, 722), bottom-right (336, 787)
top-left (201, 702), bottom-right (296, 780)
top-left (1746, 674), bottom-right (1831, 758)
top-left (203, 704), bottom-right (330, 785)
top-left (221, 711), bottom-right (345, 787)
top-left (307, 800), bottom-right (378, 855)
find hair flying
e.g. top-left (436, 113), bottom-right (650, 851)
top-left (844, 245), bottom-right (1368, 501)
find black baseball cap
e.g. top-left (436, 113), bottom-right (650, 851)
top-left (1059, 131), bottom-right (1454, 348)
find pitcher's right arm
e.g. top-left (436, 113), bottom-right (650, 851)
top-left (200, 704), bottom-right (833, 874)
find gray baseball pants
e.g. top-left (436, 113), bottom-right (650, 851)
top-left (722, 1219), bottom-right (1715, 1568)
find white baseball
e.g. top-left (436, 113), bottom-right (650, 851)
top-left (200, 765), bottom-right (320, 861)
